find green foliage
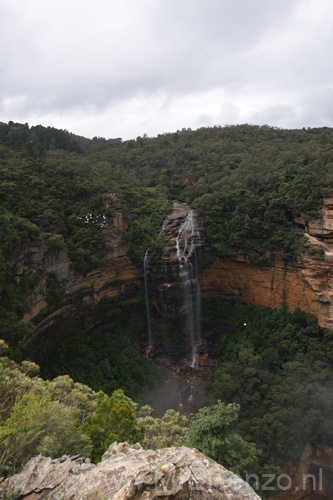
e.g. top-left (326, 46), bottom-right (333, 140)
top-left (0, 356), bottom-right (42, 422)
top-left (121, 187), bottom-right (171, 264)
top-left (46, 374), bottom-right (98, 424)
top-left (0, 389), bottom-right (92, 476)
top-left (0, 389), bottom-right (49, 472)
top-left (187, 401), bottom-right (259, 477)
top-left (83, 389), bottom-right (143, 463)
top-left (46, 234), bottom-right (66, 253)
top-left (32, 299), bottom-right (157, 400)
top-left (45, 272), bottom-right (67, 310)
top-left (0, 121), bottom-right (331, 355)
top-left (2, 490), bottom-right (22, 500)
top-left (137, 406), bottom-right (188, 450)
top-left (0, 352), bottom-right (100, 476)
top-left (37, 400), bottom-right (92, 458)
top-left (0, 121), bottom-right (332, 485)
top-left (0, 354), bottom-right (98, 425)
top-left (0, 121), bottom-right (83, 153)
top-left (204, 299), bottom-right (333, 468)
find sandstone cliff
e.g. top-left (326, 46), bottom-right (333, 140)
top-left (19, 196), bottom-right (333, 333)
top-left (18, 194), bottom-right (142, 335)
top-left (0, 442), bottom-right (261, 500)
top-left (147, 202), bottom-right (207, 319)
top-left (201, 198), bottom-right (333, 329)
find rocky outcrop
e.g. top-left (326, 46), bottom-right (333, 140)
top-left (298, 198), bottom-right (333, 238)
top-left (0, 442), bottom-right (261, 500)
top-left (17, 194), bottom-right (142, 334)
top-left (201, 198), bottom-right (333, 329)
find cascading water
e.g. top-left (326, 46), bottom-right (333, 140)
top-left (144, 203), bottom-right (203, 365)
top-left (176, 210), bottom-right (202, 367)
top-left (144, 249), bottom-right (153, 349)
top-left (187, 376), bottom-right (196, 402)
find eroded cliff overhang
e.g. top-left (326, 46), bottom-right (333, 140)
top-left (201, 197), bottom-right (333, 329)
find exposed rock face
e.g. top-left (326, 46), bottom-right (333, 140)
top-left (0, 443), bottom-right (261, 500)
top-left (302, 198), bottom-right (333, 238)
top-left (17, 194), bottom-right (142, 335)
top-left (18, 196), bottom-right (333, 333)
top-left (201, 198), bottom-right (333, 329)
top-left (148, 202), bottom-right (208, 319)
top-left (145, 202), bottom-right (209, 359)
top-left (270, 442), bottom-right (333, 500)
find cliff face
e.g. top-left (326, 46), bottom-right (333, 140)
top-left (147, 198), bottom-right (333, 330)
top-left (145, 202), bottom-right (210, 359)
top-left (148, 202), bottom-right (207, 319)
top-left (18, 196), bottom-right (333, 334)
top-left (201, 198), bottom-right (333, 329)
top-left (18, 194), bottom-right (142, 334)
top-left (0, 442), bottom-right (261, 500)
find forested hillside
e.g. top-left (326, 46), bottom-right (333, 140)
top-left (1, 122), bottom-right (332, 266)
top-left (1, 121), bottom-right (333, 496)
top-left (1, 122), bottom-right (332, 350)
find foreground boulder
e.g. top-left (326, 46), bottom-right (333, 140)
top-left (0, 442), bottom-right (261, 499)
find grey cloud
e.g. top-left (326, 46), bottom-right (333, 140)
top-left (0, 0), bottom-right (332, 137)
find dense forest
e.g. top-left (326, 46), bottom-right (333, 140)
top-left (0, 121), bottom-right (333, 495)
top-left (1, 121), bottom-right (332, 345)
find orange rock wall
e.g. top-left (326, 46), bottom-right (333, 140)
top-left (200, 254), bottom-right (332, 328)
top-left (201, 198), bottom-right (333, 329)
top-left (21, 194), bottom-right (143, 336)
top-left (21, 196), bottom-right (333, 334)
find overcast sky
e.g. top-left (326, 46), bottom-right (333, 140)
top-left (1, 0), bottom-right (332, 140)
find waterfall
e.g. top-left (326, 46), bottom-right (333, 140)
top-left (144, 249), bottom-right (153, 349)
top-left (144, 204), bottom-right (203, 362)
top-left (178, 393), bottom-right (183, 407)
top-left (188, 377), bottom-right (196, 401)
top-left (176, 211), bottom-right (201, 367)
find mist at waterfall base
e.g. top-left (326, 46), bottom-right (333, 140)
top-left (138, 322), bottom-right (221, 416)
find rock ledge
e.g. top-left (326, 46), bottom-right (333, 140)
top-left (0, 442), bottom-right (261, 500)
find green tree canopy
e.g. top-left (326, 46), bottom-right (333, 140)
top-left (137, 406), bottom-right (188, 450)
top-left (186, 401), bottom-right (259, 478)
top-left (83, 389), bottom-right (143, 463)
top-left (0, 389), bottom-right (92, 476)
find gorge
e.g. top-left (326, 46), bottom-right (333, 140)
top-left (19, 195), bottom-right (333, 347)
top-left (1, 122), bottom-right (333, 499)
top-left (14, 194), bottom-right (333, 500)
